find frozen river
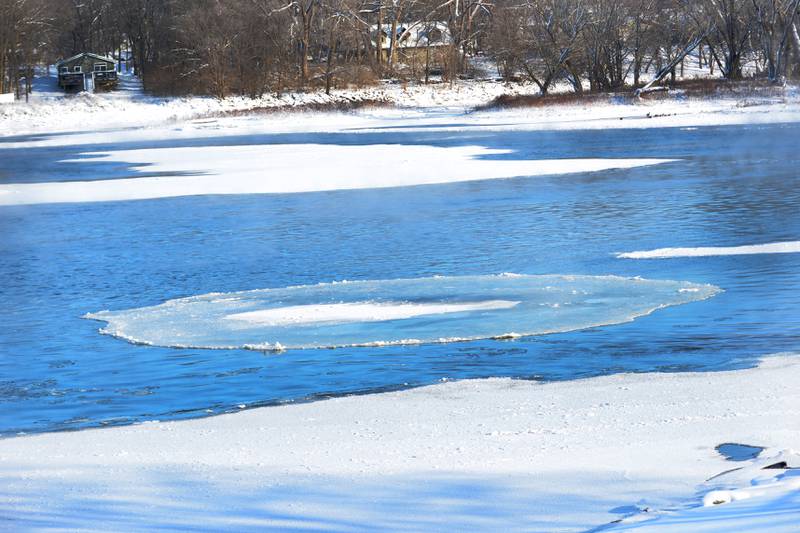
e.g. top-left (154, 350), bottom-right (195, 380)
top-left (1, 114), bottom-right (799, 435)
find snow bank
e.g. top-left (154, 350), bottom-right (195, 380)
top-left (0, 353), bottom-right (797, 531)
top-left (608, 451), bottom-right (800, 532)
top-left (0, 143), bottom-right (674, 205)
top-left (2, 75), bottom-right (799, 138)
top-left (0, 78), bottom-right (541, 136)
top-left (618, 241), bottom-right (800, 259)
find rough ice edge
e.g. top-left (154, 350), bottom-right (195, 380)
top-left (617, 240), bottom-right (800, 259)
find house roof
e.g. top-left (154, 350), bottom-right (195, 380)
top-left (370, 22), bottom-right (452, 50)
top-left (56, 52), bottom-right (116, 67)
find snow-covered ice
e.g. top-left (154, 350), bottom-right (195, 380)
top-left (85, 274), bottom-right (720, 350)
top-left (0, 143), bottom-right (675, 206)
top-left (618, 241), bottom-right (800, 259)
top-left (225, 300), bottom-right (521, 326)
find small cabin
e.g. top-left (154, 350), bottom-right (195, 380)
top-left (56, 53), bottom-right (118, 92)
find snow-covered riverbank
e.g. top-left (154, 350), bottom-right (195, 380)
top-left (2, 74), bottom-right (800, 137)
top-left (0, 76), bottom-right (533, 135)
top-left (1, 354), bottom-right (797, 531)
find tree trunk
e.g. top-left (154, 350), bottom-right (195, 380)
top-left (376, 3), bottom-right (383, 67)
top-left (637, 29), bottom-right (710, 95)
top-left (725, 52), bottom-right (742, 79)
top-left (389, 18), bottom-right (398, 69)
top-left (301, 24), bottom-right (310, 85)
top-left (565, 61), bottom-right (583, 94)
top-left (325, 29), bottom-right (338, 95)
top-left (389, 2), bottom-right (406, 70)
top-left (793, 22), bottom-right (800, 55)
top-left (0, 51), bottom-right (6, 94)
top-left (424, 42), bottom-right (430, 83)
top-left (633, 17), bottom-right (641, 87)
top-left (773, 1), bottom-right (800, 81)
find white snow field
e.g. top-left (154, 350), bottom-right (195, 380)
top-left (618, 241), bottom-right (800, 259)
top-left (0, 354), bottom-right (797, 531)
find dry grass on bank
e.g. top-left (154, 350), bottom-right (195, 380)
top-left (477, 78), bottom-right (791, 111)
top-left (206, 98), bottom-right (394, 119)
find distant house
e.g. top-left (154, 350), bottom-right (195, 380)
top-left (56, 53), bottom-right (118, 92)
top-left (371, 22), bottom-right (453, 63)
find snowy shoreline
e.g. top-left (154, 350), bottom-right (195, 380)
top-left (1, 353), bottom-right (798, 531)
top-left (2, 77), bottom-right (800, 138)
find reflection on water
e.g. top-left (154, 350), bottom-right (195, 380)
top-left (0, 120), bottom-right (799, 435)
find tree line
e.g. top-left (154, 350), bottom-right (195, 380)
top-left (2, 0), bottom-right (799, 98)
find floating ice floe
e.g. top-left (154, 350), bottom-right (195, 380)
top-left (85, 274), bottom-right (720, 350)
top-left (617, 241), bottom-right (800, 259)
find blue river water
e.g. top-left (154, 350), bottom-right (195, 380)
top-left (1, 117), bottom-right (799, 435)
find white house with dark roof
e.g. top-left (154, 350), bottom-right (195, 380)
top-left (55, 52), bottom-right (118, 92)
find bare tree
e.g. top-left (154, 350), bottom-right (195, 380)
top-left (751, 0), bottom-right (800, 81)
top-left (519, 0), bottom-right (589, 94)
top-left (628, 0), bottom-right (657, 87)
top-left (582, 0), bottom-right (629, 91)
top-left (0, 0), bottom-right (50, 98)
top-left (693, 0), bottom-right (755, 79)
top-left (486, 1), bottom-right (526, 80)
top-left (451, 0), bottom-right (492, 75)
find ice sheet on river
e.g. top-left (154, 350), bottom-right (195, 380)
top-left (618, 241), bottom-right (800, 259)
top-left (85, 274), bottom-right (720, 350)
top-left (0, 143), bottom-right (674, 205)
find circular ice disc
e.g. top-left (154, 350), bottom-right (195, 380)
top-left (85, 274), bottom-right (720, 350)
